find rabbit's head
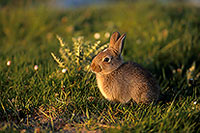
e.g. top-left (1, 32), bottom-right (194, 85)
top-left (91, 32), bottom-right (126, 75)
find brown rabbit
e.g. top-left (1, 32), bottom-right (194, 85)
top-left (90, 32), bottom-right (160, 104)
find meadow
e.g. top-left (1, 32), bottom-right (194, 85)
top-left (0, 1), bottom-right (199, 132)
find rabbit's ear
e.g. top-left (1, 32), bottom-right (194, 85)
top-left (110, 33), bottom-right (126, 55)
top-left (109, 32), bottom-right (121, 47)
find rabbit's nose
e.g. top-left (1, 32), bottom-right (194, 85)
top-left (90, 63), bottom-right (95, 71)
top-left (90, 63), bottom-right (102, 73)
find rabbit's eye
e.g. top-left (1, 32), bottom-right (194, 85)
top-left (103, 57), bottom-right (111, 62)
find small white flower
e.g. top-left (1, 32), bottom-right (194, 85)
top-left (172, 70), bottom-right (176, 74)
top-left (104, 32), bottom-right (110, 38)
top-left (94, 33), bottom-right (100, 39)
top-left (7, 60), bottom-right (11, 66)
top-left (34, 65), bottom-right (38, 71)
top-left (62, 69), bottom-right (67, 73)
top-left (193, 101), bottom-right (197, 105)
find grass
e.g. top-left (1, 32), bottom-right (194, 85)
top-left (0, 1), bottom-right (200, 132)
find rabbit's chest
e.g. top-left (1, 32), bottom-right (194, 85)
top-left (96, 75), bottom-right (118, 100)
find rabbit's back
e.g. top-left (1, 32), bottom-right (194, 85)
top-left (122, 62), bottom-right (160, 103)
top-left (96, 61), bottom-right (160, 103)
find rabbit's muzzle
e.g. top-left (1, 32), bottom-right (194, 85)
top-left (90, 62), bottom-right (102, 73)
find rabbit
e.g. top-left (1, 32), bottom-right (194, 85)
top-left (90, 32), bottom-right (160, 104)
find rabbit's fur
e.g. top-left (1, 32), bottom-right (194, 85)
top-left (90, 32), bottom-right (160, 104)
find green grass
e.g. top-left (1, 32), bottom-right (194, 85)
top-left (0, 1), bottom-right (200, 132)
